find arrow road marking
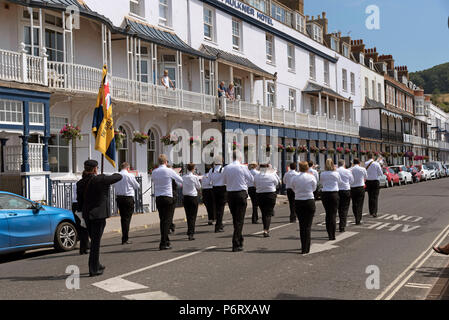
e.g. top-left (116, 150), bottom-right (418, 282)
top-left (308, 232), bottom-right (359, 254)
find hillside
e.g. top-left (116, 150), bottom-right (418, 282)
top-left (409, 62), bottom-right (449, 112)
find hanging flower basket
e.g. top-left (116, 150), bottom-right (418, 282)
top-left (414, 155), bottom-right (423, 161)
top-left (392, 152), bottom-right (399, 158)
top-left (381, 152), bottom-right (391, 158)
top-left (374, 151), bottom-right (380, 157)
top-left (344, 148), bottom-right (351, 155)
top-left (398, 152), bottom-right (405, 158)
top-left (319, 147), bottom-right (327, 154)
top-left (327, 148), bottom-right (335, 155)
top-left (360, 150), bottom-right (367, 156)
top-left (310, 146), bottom-right (319, 154)
top-left (132, 132), bottom-right (149, 144)
top-left (297, 145), bottom-right (308, 154)
top-left (114, 130), bottom-right (126, 149)
top-left (60, 124), bottom-right (81, 141)
top-left (351, 149), bottom-right (358, 155)
top-left (277, 144), bottom-right (285, 152)
top-left (265, 144), bottom-right (272, 152)
top-left (336, 147), bottom-right (344, 154)
top-left (189, 136), bottom-right (201, 146)
top-left (405, 151), bottom-right (414, 159)
top-left (286, 145), bottom-right (296, 153)
top-left (205, 136), bottom-right (215, 146)
top-left (423, 155), bottom-right (429, 161)
top-left (161, 134), bottom-right (178, 146)
top-left (232, 141), bottom-right (241, 150)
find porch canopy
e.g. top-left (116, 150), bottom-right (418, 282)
top-left (124, 18), bottom-right (215, 60)
top-left (200, 45), bottom-right (275, 81)
top-left (303, 82), bottom-right (351, 103)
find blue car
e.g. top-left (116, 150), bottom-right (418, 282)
top-left (0, 191), bottom-right (78, 255)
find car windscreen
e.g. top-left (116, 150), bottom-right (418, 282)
top-left (391, 167), bottom-right (399, 173)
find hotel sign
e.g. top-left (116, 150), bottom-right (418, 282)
top-left (217, 0), bottom-right (274, 26)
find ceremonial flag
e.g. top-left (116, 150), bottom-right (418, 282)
top-left (92, 65), bottom-right (116, 168)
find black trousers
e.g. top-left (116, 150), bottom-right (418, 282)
top-left (321, 191), bottom-right (340, 240)
top-left (86, 218), bottom-right (106, 274)
top-left (116, 196), bottom-right (135, 243)
top-left (338, 190), bottom-right (351, 231)
top-left (213, 186), bottom-right (227, 231)
top-left (183, 195), bottom-right (199, 236)
top-left (248, 187), bottom-right (259, 222)
top-left (202, 188), bottom-right (216, 221)
top-left (156, 196), bottom-right (175, 247)
top-left (365, 180), bottom-right (380, 215)
top-left (227, 190), bottom-right (248, 249)
top-left (257, 192), bottom-right (277, 231)
top-left (72, 202), bottom-right (89, 253)
top-left (295, 199), bottom-right (316, 254)
top-left (287, 188), bottom-right (296, 222)
top-left (351, 186), bottom-right (365, 224)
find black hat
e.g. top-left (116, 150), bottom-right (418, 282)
top-left (84, 159), bottom-right (98, 169)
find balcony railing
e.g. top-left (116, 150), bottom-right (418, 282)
top-left (222, 98), bottom-right (359, 136)
top-left (4, 143), bottom-right (43, 173)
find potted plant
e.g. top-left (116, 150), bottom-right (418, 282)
top-left (319, 146), bottom-right (327, 154)
top-left (327, 147), bottom-right (335, 155)
top-left (392, 152), bottom-right (399, 158)
top-left (297, 145), bottom-right (308, 154)
top-left (405, 151), bottom-right (414, 159)
top-left (232, 141), bottom-right (241, 150)
top-left (360, 150), bottom-right (367, 156)
top-left (344, 148), bottom-right (351, 155)
top-left (336, 147), bottom-right (344, 154)
top-left (423, 155), bottom-right (429, 161)
top-left (114, 130), bottom-right (126, 149)
top-left (351, 149), bottom-right (358, 155)
top-left (286, 145), bottom-right (296, 153)
top-left (132, 132), bottom-right (149, 144)
top-left (161, 134), bottom-right (178, 146)
top-left (398, 152), bottom-right (405, 158)
top-left (277, 144), bottom-right (285, 152)
top-left (310, 146), bottom-right (319, 154)
top-left (60, 124), bottom-right (81, 141)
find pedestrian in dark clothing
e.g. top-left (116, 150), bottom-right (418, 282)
top-left (76, 159), bottom-right (122, 277)
top-left (71, 182), bottom-right (90, 255)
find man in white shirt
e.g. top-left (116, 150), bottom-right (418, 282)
top-left (337, 160), bottom-right (354, 233)
top-left (182, 163), bottom-right (202, 241)
top-left (365, 152), bottom-right (384, 218)
top-left (152, 154), bottom-right (183, 250)
top-left (247, 162), bottom-right (260, 224)
top-left (160, 69), bottom-right (175, 90)
top-left (201, 165), bottom-right (215, 225)
top-left (308, 160), bottom-right (320, 198)
top-left (114, 162), bottom-right (141, 245)
top-left (209, 155), bottom-right (227, 233)
top-left (283, 162), bottom-right (299, 223)
top-left (350, 158), bottom-right (368, 225)
top-left (222, 150), bottom-right (254, 252)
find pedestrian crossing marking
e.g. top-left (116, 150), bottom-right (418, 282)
top-left (93, 277), bottom-right (148, 293)
top-left (123, 291), bottom-right (179, 300)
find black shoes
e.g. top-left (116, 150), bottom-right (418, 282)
top-left (371, 213), bottom-right (377, 218)
top-left (339, 228), bottom-right (345, 233)
top-left (329, 236), bottom-right (336, 241)
top-left (232, 247), bottom-right (243, 252)
top-left (290, 219), bottom-right (296, 223)
top-left (79, 249), bottom-right (88, 255)
top-left (169, 224), bottom-right (176, 234)
top-left (122, 240), bottom-right (132, 245)
top-left (252, 220), bottom-right (258, 224)
top-left (89, 268), bottom-right (104, 277)
top-left (208, 220), bottom-right (213, 225)
top-left (215, 227), bottom-right (224, 233)
top-left (159, 245), bottom-right (172, 250)
top-left (188, 235), bottom-right (195, 241)
top-left (263, 232), bottom-right (270, 238)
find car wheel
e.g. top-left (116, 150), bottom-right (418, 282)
top-left (390, 180), bottom-right (394, 188)
top-left (54, 222), bottom-right (78, 252)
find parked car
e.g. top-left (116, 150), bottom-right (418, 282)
top-left (379, 174), bottom-right (389, 188)
top-left (425, 162), bottom-right (444, 179)
top-left (442, 164), bottom-right (449, 177)
top-left (0, 192), bottom-right (78, 255)
top-left (383, 167), bottom-right (401, 187)
top-left (423, 164), bottom-right (437, 179)
top-left (415, 164), bottom-right (431, 181)
top-left (407, 166), bottom-right (422, 183)
top-left (390, 165), bottom-right (413, 184)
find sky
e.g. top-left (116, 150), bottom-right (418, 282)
top-left (304, 0), bottom-right (449, 72)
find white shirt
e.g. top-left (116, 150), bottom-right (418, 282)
top-left (182, 172), bottom-right (201, 196)
top-left (292, 172), bottom-right (317, 200)
top-left (152, 164), bottom-right (183, 197)
top-left (201, 173), bottom-right (213, 190)
top-left (283, 169), bottom-right (299, 189)
top-left (247, 169), bottom-right (260, 188)
top-left (222, 161), bottom-right (254, 192)
top-left (350, 165), bottom-right (368, 188)
top-left (209, 165), bottom-right (226, 187)
top-left (254, 170), bottom-right (280, 193)
top-left (162, 75), bottom-right (170, 88)
top-left (320, 171), bottom-right (342, 192)
top-left (309, 168), bottom-right (319, 182)
top-left (114, 169), bottom-right (140, 196)
top-left (337, 167), bottom-right (354, 191)
top-left (365, 159), bottom-right (383, 181)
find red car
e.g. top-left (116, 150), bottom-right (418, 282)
top-left (383, 167), bottom-right (401, 187)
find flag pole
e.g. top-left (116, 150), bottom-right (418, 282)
top-left (101, 154), bottom-right (104, 174)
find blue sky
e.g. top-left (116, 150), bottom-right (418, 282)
top-left (304, 0), bottom-right (449, 72)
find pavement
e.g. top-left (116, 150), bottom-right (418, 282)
top-left (1, 179), bottom-right (449, 300)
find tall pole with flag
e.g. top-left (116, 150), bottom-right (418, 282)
top-left (92, 65), bottom-right (116, 173)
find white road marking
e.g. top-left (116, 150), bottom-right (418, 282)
top-left (93, 246), bottom-right (216, 293)
top-left (375, 223), bottom-right (449, 300)
top-left (309, 232), bottom-right (358, 254)
top-left (404, 283), bottom-right (432, 289)
top-left (252, 223), bottom-right (293, 235)
top-left (123, 291), bottom-right (179, 300)
top-left (93, 277), bottom-right (148, 293)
